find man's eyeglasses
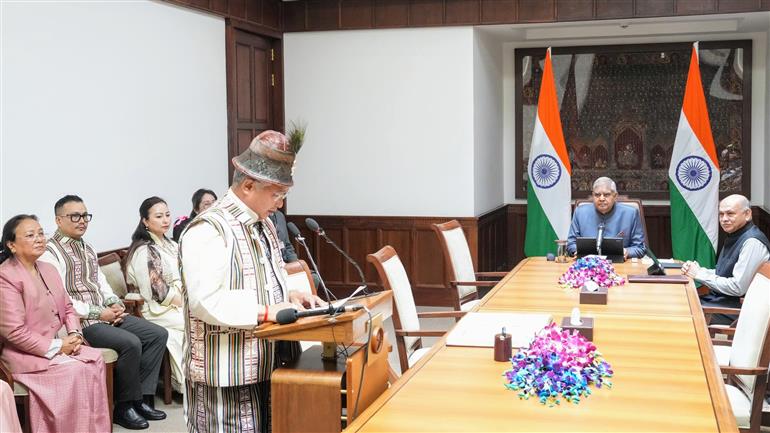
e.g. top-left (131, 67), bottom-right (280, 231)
top-left (59, 213), bottom-right (93, 223)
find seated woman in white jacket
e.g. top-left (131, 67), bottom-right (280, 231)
top-left (125, 196), bottom-right (185, 393)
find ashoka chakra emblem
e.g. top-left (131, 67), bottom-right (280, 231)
top-left (675, 156), bottom-right (713, 191)
top-left (531, 154), bottom-right (562, 189)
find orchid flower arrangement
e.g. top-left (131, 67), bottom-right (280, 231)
top-left (558, 256), bottom-right (625, 290)
top-left (504, 323), bottom-right (613, 406)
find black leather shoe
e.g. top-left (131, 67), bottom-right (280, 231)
top-left (134, 401), bottom-right (167, 421)
top-left (113, 405), bottom-right (149, 430)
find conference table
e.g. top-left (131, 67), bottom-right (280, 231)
top-left (346, 257), bottom-right (738, 432)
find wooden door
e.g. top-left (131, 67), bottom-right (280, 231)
top-left (226, 24), bottom-right (282, 181)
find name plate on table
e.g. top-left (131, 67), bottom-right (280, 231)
top-left (446, 312), bottom-right (552, 348)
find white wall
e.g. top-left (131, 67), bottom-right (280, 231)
top-left (284, 27), bottom-right (476, 217)
top-left (766, 16), bottom-right (770, 212)
top-left (0, 0), bottom-right (228, 250)
top-left (473, 30), bottom-right (504, 215)
top-left (502, 25), bottom-right (769, 207)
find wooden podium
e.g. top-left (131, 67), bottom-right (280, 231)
top-left (254, 291), bottom-right (393, 433)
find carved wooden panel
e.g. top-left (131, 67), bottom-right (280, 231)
top-left (283, 1), bottom-right (306, 31)
top-left (556, 0), bottom-right (593, 21)
top-left (718, 0), bottom-right (761, 12)
top-left (263, 0), bottom-right (281, 29)
top-left (341, 0), bottom-right (375, 29)
top-left (518, 0), bottom-right (555, 22)
top-left (307, 0), bottom-right (339, 30)
top-left (246, 0), bottom-right (261, 23)
top-left (635, 0), bottom-right (674, 16)
top-left (229, 0), bottom-right (246, 18)
top-left (595, 0), bottom-right (633, 18)
top-left (347, 227), bottom-right (379, 284)
top-left (516, 41), bottom-right (752, 201)
top-left (409, 0), bottom-right (444, 26)
top-left (675, 0), bottom-right (716, 14)
top-left (446, 0), bottom-right (480, 24)
top-left (480, 0), bottom-right (516, 23)
top-left (211, 0), bottom-right (228, 14)
top-left (374, 0), bottom-right (409, 27)
top-left (477, 205), bottom-right (508, 272)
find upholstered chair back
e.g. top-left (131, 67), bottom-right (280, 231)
top-left (433, 221), bottom-right (477, 299)
top-left (284, 260), bottom-right (317, 296)
top-left (729, 269), bottom-right (770, 394)
top-left (98, 252), bottom-right (128, 298)
top-left (368, 245), bottom-right (422, 372)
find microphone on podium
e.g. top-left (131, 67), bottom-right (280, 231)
top-left (286, 221), bottom-right (336, 302)
top-left (275, 304), bottom-right (365, 325)
top-left (305, 218), bottom-right (369, 294)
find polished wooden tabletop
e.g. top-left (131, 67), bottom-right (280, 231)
top-left (346, 258), bottom-right (737, 432)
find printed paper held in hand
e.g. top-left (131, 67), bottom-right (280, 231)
top-left (446, 312), bottom-right (552, 348)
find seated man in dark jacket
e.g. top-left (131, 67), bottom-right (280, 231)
top-left (683, 194), bottom-right (770, 312)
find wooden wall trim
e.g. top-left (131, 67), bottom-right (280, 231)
top-left (283, 0), bottom-right (770, 32)
top-left (162, 0), bottom-right (283, 35)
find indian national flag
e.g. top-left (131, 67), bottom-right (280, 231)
top-left (524, 48), bottom-right (572, 257)
top-left (669, 42), bottom-right (720, 267)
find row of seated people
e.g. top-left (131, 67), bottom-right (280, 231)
top-left (0, 187), bottom-right (318, 431)
top-left (569, 177), bottom-right (769, 325)
top-left (1, 173), bottom-right (768, 431)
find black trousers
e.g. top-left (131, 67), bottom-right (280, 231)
top-left (83, 315), bottom-right (168, 402)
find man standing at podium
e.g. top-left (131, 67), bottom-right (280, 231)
top-left (179, 130), bottom-right (326, 433)
top-left (566, 177), bottom-right (646, 259)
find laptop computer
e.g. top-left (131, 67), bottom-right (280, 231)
top-left (575, 236), bottom-right (624, 263)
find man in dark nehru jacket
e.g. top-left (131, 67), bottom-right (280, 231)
top-left (683, 194), bottom-right (770, 314)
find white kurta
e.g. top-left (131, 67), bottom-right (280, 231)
top-left (126, 233), bottom-right (185, 392)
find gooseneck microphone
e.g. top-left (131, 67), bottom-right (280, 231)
top-left (305, 218), bottom-right (369, 294)
top-left (276, 304), bottom-right (365, 325)
top-left (596, 221), bottom-right (605, 256)
top-left (286, 221), bottom-right (336, 302)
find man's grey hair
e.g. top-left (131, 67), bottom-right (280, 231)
top-left (232, 170), bottom-right (268, 189)
top-left (592, 177), bottom-right (617, 193)
top-left (722, 194), bottom-right (750, 211)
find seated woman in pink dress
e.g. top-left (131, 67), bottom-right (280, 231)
top-left (0, 214), bottom-right (111, 433)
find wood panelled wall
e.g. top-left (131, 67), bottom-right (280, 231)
top-left (287, 205), bottom-right (770, 306)
top-left (286, 214), bottom-right (480, 306)
top-left (283, 0), bottom-right (770, 32)
top-left (164, 0), bottom-right (283, 34)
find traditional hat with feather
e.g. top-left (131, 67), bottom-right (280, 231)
top-left (231, 127), bottom-right (304, 187)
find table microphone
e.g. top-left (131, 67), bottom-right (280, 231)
top-left (276, 304), bottom-right (365, 325)
top-left (286, 221), bottom-right (336, 302)
top-left (596, 221), bottom-right (605, 256)
top-left (305, 218), bottom-right (369, 294)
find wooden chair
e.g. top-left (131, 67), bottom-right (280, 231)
top-left (284, 260), bottom-right (318, 297)
top-left (431, 220), bottom-right (506, 312)
top-left (0, 343), bottom-right (30, 433)
top-left (574, 195), bottom-right (649, 246)
top-left (706, 262), bottom-right (770, 432)
top-left (367, 246), bottom-right (464, 373)
top-left (284, 260), bottom-right (321, 352)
